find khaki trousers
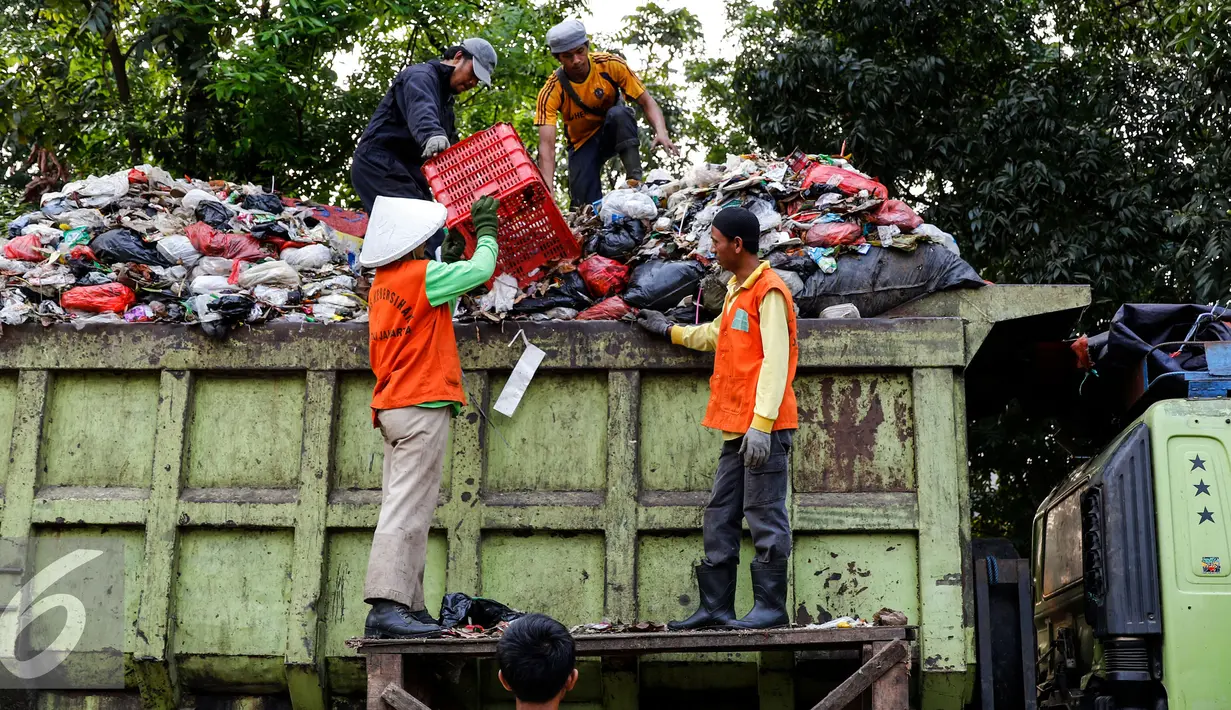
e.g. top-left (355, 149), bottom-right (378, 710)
top-left (364, 405), bottom-right (451, 610)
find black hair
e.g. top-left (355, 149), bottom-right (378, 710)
top-left (495, 613), bottom-right (576, 703)
top-left (712, 206), bottom-right (761, 254)
top-left (441, 45), bottom-right (473, 61)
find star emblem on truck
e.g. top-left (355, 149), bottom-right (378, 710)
top-left (1198, 507), bottom-right (1216, 524)
top-left (1195, 480), bottom-right (1212, 496)
top-left (1191, 455), bottom-right (1207, 470)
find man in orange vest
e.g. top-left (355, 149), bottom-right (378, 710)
top-left (363, 195), bottom-right (500, 638)
top-left (637, 206), bottom-right (799, 630)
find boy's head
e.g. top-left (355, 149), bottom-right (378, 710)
top-left (496, 614), bottom-right (578, 705)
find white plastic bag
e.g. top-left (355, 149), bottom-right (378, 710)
top-left (913, 223), bottom-right (960, 256)
top-left (193, 256), bottom-right (234, 277)
top-left (746, 199), bottom-right (782, 232)
top-left (156, 235), bottom-right (202, 267)
top-left (600, 189), bottom-right (657, 223)
top-left (479, 273), bottom-right (519, 314)
top-left (238, 260), bottom-right (300, 288)
top-left (182, 189), bottom-right (224, 213)
top-left (75, 171), bottom-right (130, 208)
top-left (282, 243), bottom-right (332, 271)
top-left (191, 275), bottom-right (239, 295)
top-left (253, 285), bottom-right (291, 307)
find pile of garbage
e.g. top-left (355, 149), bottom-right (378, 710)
top-left (1, 165), bottom-right (368, 337)
top-left (458, 151), bottom-right (983, 323)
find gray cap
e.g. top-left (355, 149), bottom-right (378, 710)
top-left (462, 38), bottom-right (497, 86)
top-left (547, 19), bottom-right (588, 54)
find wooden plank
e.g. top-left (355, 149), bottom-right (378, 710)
top-left (871, 640), bottom-right (910, 710)
top-left (355, 627), bottom-right (910, 657)
top-left (381, 684), bottom-right (433, 710)
top-left (810, 640), bottom-right (909, 710)
top-left (366, 654), bottom-right (404, 710)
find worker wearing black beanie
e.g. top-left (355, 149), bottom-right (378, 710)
top-left (637, 205), bottom-right (800, 631)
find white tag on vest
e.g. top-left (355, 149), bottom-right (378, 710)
top-left (494, 330), bottom-right (546, 417)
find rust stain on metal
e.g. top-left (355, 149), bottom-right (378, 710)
top-left (935, 573), bottom-right (961, 586)
top-left (794, 375), bottom-right (913, 492)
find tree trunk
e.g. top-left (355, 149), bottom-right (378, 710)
top-left (103, 28), bottom-right (142, 163)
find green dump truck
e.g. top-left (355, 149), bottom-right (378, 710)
top-left (1031, 341), bottom-right (1231, 710)
top-left (0, 285), bottom-right (1089, 709)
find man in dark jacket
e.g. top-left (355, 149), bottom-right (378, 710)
top-left (352, 39), bottom-right (498, 254)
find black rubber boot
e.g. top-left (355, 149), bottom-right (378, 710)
top-left (729, 561), bottom-right (790, 630)
top-left (668, 563), bottom-right (736, 631)
top-left (365, 601), bottom-right (442, 639)
top-left (618, 145), bottom-right (644, 183)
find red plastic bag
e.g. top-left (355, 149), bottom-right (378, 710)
top-left (869, 199), bottom-right (923, 230)
top-left (61, 283), bottom-right (137, 313)
top-left (186, 221), bottom-right (267, 261)
top-left (5, 234), bottom-right (45, 262)
top-left (805, 221), bottom-right (864, 247)
top-left (802, 164), bottom-right (888, 199)
top-left (576, 296), bottom-right (633, 321)
top-left (577, 255), bottom-right (630, 298)
top-left (127, 168), bottom-right (148, 184)
top-left (68, 245), bottom-right (97, 262)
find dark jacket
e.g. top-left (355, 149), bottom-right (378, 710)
top-left (355, 60), bottom-right (459, 186)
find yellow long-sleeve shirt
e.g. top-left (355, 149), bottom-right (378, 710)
top-left (669, 261), bottom-right (790, 440)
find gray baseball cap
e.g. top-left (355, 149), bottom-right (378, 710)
top-left (462, 38), bottom-right (497, 86)
top-left (547, 19), bottom-right (589, 54)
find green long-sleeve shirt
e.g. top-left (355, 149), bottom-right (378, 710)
top-left (416, 233), bottom-right (498, 414)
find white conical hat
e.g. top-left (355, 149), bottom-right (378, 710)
top-left (359, 196), bottom-right (448, 268)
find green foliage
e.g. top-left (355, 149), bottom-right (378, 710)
top-left (726, 0), bottom-right (1231, 544)
top-left (1, 0), bottom-right (584, 206)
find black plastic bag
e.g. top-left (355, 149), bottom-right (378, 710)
top-left (797, 243), bottom-right (984, 318)
top-left (586, 219), bottom-right (646, 261)
top-left (439, 592), bottom-right (525, 630)
top-left (251, 221), bottom-right (291, 240)
top-left (196, 200), bottom-right (234, 229)
top-left (91, 228), bottom-right (172, 267)
top-left (242, 193), bottom-right (284, 214)
top-left (200, 294), bottom-right (255, 340)
top-left (513, 271), bottom-right (593, 314)
top-left (768, 250), bottom-right (819, 279)
top-left (623, 259), bottom-right (706, 311)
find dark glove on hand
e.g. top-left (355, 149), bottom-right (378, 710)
top-left (441, 229), bottom-right (466, 263)
top-left (636, 309), bottom-right (673, 338)
top-left (470, 195), bottom-right (500, 238)
top-left (739, 428), bottom-right (772, 469)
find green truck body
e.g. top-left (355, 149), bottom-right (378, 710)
top-left (1034, 397), bottom-right (1231, 709)
top-left (0, 285), bottom-right (1088, 709)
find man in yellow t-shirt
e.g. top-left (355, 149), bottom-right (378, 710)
top-left (535, 19), bottom-right (680, 208)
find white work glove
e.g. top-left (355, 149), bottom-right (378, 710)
top-left (740, 428), bottom-right (772, 469)
top-left (422, 135), bottom-right (450, 158)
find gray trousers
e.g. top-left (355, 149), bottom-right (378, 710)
top-left (364, 405), bottom-right (451, 610)
top-left (703, 430), bottom-right (794, 567)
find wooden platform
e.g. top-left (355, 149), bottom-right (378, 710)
top-left (358, 626), bottom-right (915, 710)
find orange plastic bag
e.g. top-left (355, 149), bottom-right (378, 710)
top-left (61, 283), bottom-right (137, 313)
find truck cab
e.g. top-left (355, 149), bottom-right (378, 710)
top-left (1033, 344), bottom-right (1231, 709)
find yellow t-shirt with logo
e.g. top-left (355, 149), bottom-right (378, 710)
top-left (535, 53), bottom-right (647, 150)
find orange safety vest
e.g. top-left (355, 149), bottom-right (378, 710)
top-left (368, 259), bottom-right (465, 421)
top-left (701, 269), bottom-right (799, 433)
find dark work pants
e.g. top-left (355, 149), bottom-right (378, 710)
top-left (567, 104), bottom-right (640, 209)
top-left (351, 143), bottom-right (446, 257)
top-left (702, 430), bottom-right (794, 567)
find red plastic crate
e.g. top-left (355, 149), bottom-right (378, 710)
top-left (423, 124), bottom-right (579, 285)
